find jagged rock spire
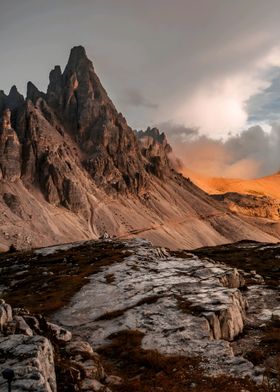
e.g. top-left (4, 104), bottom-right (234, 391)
top-left (0, 86), bottom-right (24, 113)
top-left (46, 45), bottom-right (117, 135)
top-left (66, 45), bottom-right (89, 67)
top-left (27, 81), bottom-right (44, 104)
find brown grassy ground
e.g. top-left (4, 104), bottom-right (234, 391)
top-left (191, 240), bottom-right (280, 287)
top-left (98, 329), bottom-right (279, 392)
top-left (0, 241), bottom-right (128, 314)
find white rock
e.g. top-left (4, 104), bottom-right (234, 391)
top-left (0, 334), bottom-right (56, 392)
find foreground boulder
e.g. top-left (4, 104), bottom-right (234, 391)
top-left (0, 334), bottom-right (56, 392)
top-left (0, 300), bottom-right (114, 392)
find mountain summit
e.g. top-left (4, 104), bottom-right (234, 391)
top-left (0, 46), bottom-right (278, 250)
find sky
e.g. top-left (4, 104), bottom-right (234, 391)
top-left (2, 0), bottom-right (280, 178)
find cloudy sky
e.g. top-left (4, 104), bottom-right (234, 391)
top-left (1, 0), bottom-right (280, 178)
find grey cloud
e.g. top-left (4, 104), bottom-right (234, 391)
top-left (159, 121), bottom-right (280, 178)
top-left (247, 67), bottom-right (280, 123)
top-left (157, 122), bottom-right (199, 141)
top-left (1, 0), bottom-right (280, 130)
top-left (121, 88), bottom-right (158, 109)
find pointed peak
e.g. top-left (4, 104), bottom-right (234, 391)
top-left (66, 46), bottom-right (91, 70)
top-left (27, 81), bottom-right (39, 94)
top-left (27, 81), bottom-right (43, 104)
top-left (49, 65), bottom-right (62, 85)
top-left (0, 85), bottom-right (25, 111)
top-left (8, 85), bottom-right (24, 103)
top-left (70, 45), bottom-right (87, 59)
top-left (9, 85), bottom-right (19, 96)
top-left (53, 65), bottom-right (62, 75)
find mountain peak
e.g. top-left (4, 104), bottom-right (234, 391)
top-left (70, 45), bottom-right (87, 56)
top-left (67, 45), bottom-right (90, 68)
top-left (0, 85), bottom-right (24, 112)
top-left (9, 85), bottom-right (19, 96)
top-left (27, 81), bottom-right (43, 104)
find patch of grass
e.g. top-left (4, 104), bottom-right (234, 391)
top-left (175, 295), bottom-right (205, 316)
top-left (96, 309), bottom-right (126, 321)
top-left (105, 273), bottom-right (116, 284)
top-left (244, 321), bottom-right (280, 388)
top-left (135, 294), bottom-right (162, 307)
top-left (191, 240), bottom-right (280, 288)
top-left (95, 295), bottom-right (162, 321)
top-left (97, 329), bottom-right (276, 392)
top-left (0, 241), bottom-right (128, 315)
top-left (260, 320), bottom-right (280, 358)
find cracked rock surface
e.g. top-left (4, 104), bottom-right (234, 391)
top-left (0, 334), bottom-right (56, 392)
top-left (53, 239), bottom-right (263, 381)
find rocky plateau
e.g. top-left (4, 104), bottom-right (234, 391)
top-left (0, 238), bottom-right (279, 391)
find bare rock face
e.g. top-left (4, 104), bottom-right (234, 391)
top-left (0, 86), bottom-right (25, 134)
top-left (0, 301), bottom-right (55, 392)
top-left (12, 99), bottom-right (89, 215)
top-left (46, 46), bottom-right (148, 194)
top-left (137, 127), bottom-right (173, 178)
top-left (0, 109), bottom-right (21, 181)
top-left (2, 108), bottom-right (12, 130)
top-left (46, 322), bottom-right (72, 342)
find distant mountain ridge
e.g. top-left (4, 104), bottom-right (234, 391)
top-left (0, 46), bottom-right (278, 250)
